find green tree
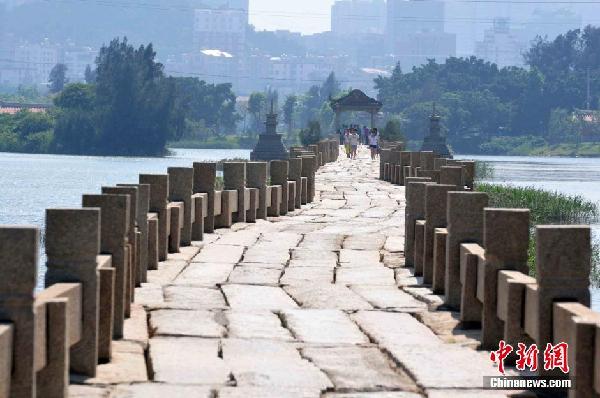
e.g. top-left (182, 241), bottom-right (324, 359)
top-left (84, 65), bottom-right (97, 84)
top-left (283, 95), bottom-right (296, 135)
top-left (49, 63), bottom-right (68, 93)
top-left (299, 120), bottom-right (321, 146)
top-left (53, 83), bottom-right (97, 154)
top-left (381, 119), bottom-right (405, 142)
top-left (94, 37), bottom-right (176, 156)
top-left (320, 72), bottom-right (340, 100)
top-left (248, 92), bottom-right (266, 134)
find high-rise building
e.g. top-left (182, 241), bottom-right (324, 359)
top-left (331, 0), bottom-right (386, 36)
top-left (385, 0), bottom-right (456, 69)
top-left (475, 18), bottom-right (526, 67)
top-left (193, 8), bottom-right (247, 56)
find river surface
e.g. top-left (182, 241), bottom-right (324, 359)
top-left (457, 155), bottom-right (600, 311)
top-left (0, 150), bottom-right (598, 310)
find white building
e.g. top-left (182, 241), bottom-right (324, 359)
top-left (0, 40), bottom-right (58, 86)
top-left (331, 0), bottom-right (386, 36)
top-left (193, 7), bottom-right (248, 57)
top-left (475, 18), bottom-right (526, 68)
top-left (63, 46), bottom-right (97, 82)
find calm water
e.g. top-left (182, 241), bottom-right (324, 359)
top-left (457, 155), bottom-right (600, 311)
top-left (0, 148), bottom-right (251, 287)
top-left (0, 150), bottom-right (598, 310)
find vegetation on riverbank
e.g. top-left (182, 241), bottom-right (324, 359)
top-left (476, 182), bottom-right (600, 285)
top-left (375, 26), bottom-right (600, 155)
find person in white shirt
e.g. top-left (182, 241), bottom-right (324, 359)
top-left (349, 129), bottom-right (360, 159)
top-left (368, 128), bottom-right (380, 160)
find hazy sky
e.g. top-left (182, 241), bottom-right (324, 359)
top-left (249, 0), bottom-right (336, 35)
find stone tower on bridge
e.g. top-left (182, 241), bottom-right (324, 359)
top-left (250, 101), bottom-right (289, 161)
top-left (421, 104), bottom-right (452, 158)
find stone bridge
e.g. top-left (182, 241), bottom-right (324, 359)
top-left (1, 142), bottom-right (599, 398)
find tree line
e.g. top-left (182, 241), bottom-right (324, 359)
top-left (374, 25), bottom-right (600, 154)
top-left (0, 38), bottom-right (238, 156)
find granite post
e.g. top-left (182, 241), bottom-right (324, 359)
top-left (0, 227), bottom-right (38, 398)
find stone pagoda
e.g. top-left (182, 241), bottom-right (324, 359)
top-left (421, 104), bottom-right (452, 158)
top-left (250, 101), bottom-right (289, 161)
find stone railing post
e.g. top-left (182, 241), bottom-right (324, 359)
top-left (118, 183), bottom-right (150, 285)
top-left (423, 184), bottom-right (455, 284)
top-left (247, 162), bottom-right (268, 220)
top-left (168, 167), bottom-right (194, 246)
top-left (193, 162), bottom-right (216, 233)
top-left (223, 162), bottom-right (247, 223)
top-left (101, 186), bottom-right (137, 315)
top-left (399, 152), bottom-right (411, 186)
top-left (82, 194), bottom-right (128, 339)
top-left (45, 208), bottom-right (102, 377)
top-left (535, 225), bottom-right (591, 376)
top-left (139, 174), bottom-right (169, 261)
top-left (420, 151), bottom-right (435, 171)
top-left (460, 161), bottom-right (476, 190)
top-left (434, 158), bottom-right (447, 171)
top-left (444, 192), bottom-right (488, 310)
top-left (440, 166), bottom-right (464, 189)
top-left (409, 151), bottom-right (421, 176)
top-left (405, 177), bottom-right (433, 269)
top-left (0, 226), bottom-right (38, 398)
top-left (481, 208), bottom-right (530, 349)
top-left (301, 155), bottom-right (316, 203)
top-left (289, 158), bottom-right (303, 209)
top-left (271, 160), bottom-right (289, 215)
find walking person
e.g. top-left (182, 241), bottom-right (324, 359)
top-left (368, 128), bottom-right (380, 160)
top-left (350, 128), bottom-right (360, 159)
top-left (344, 129), bottom-right (352, 158)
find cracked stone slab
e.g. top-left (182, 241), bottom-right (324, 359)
top-left (288, 260), bottom-right (338, 268)
top-left (124, 304), bottom-right (149, 349)
top-left (343, 234), bottom-right (387, 250)
top-left (302, 345), bottom-right (417, 391)
top-left (147, 260), bottom-right (188, 284)
top-left (222, 284), bottom-right (298, 310)
top-left (134, 283), bottom-right (164, 306)
top-left (69, 385), bottom-right (111, 398)
top-left (243, 247), bottom-right (291, 264)
top-left (339, 250), bottom-right (381, 266)
top-left (323, 393), bottom-right (423, 398)
top-left (72, 341), bottom-right (147, 385)
top-left (222, 338), bottom-right (333, 389)
top-left (292, 249), bottom-right (338, 263)
top-left (149, 337), bottom-right (230, 385)
top-left (336, 267), bottom-right (396, 286)
top-left (219, 387), bottom-right (322, 398)
top-left (192, 244), bottom-right (245, 263)
top-left (174, 262), bottom-right (235, 286)
top-left (213, 230), bottom-right (260, 246)
top-left (284, 284), bottom-right (372, 310)
top-left (352, 311), bottom-right (501, 389)
top-left (282, 309), bottom-right (369, 345)
top-left (226, 311), bottom-right (294, 341)
top-left (281, 267), bottom-right (333, 285)
top-left (112, 384), bottom-right (213, 397)
top-left (149, 309), bottom-right (226, 337)
top-left (384, 236), bottom-right (405, 253)
top-left (350, 285), bottom-right (427, 312)
top-left (227, 266), bottom-right (282, 285)
top-left (163, 286), bottom-right (227, 309)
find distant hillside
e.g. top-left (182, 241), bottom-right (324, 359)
top-left (0, 0), bottom-right (214, 54)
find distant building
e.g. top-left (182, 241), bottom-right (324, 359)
top-left (475, 18), bottom-right (526, 68)
top-left (331, 0), bottom-right (386, 35)
top-left (0, 40), bottom-right (58, 86)
top-left (385, 0), bottom-right (456, 69)
top-left (63, 46), bottom-right (97, 82)
top-left (193, 6), bottom-right (248, 57)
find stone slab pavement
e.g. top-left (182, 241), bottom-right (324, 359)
top-left (70, 148), bottom-right (533, 398)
